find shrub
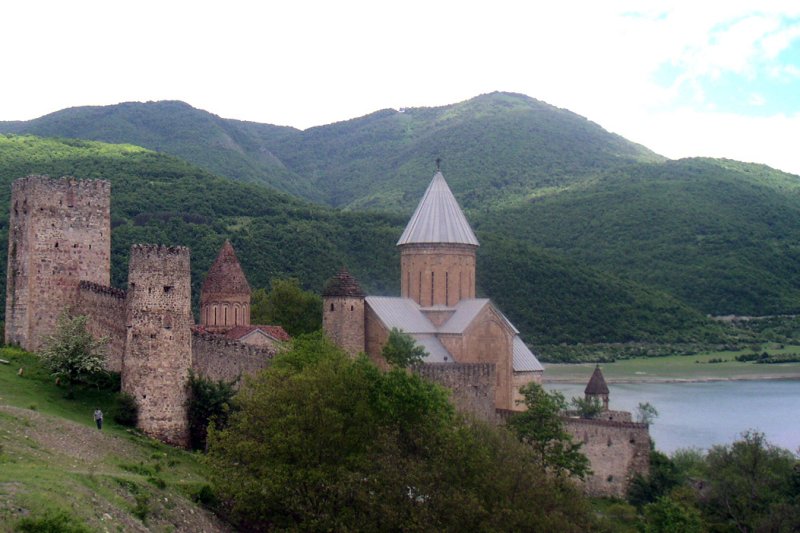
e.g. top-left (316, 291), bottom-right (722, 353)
top-left (16, 509), bottom-right (91, 533)
top-left (113, 392), bottom-right (138, 426)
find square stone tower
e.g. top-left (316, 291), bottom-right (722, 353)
top-left (5, 176), bottom-right (111, 351)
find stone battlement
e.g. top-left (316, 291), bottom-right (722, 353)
top-left (413, 363), bottom-right (496, 420)
top-left (12, 174), bottom-right (110, 192)
top-left (78, 280), bottom-right (127, 300)
top-left (192, 331), bottom-right (276, 383)
top-left (130, 243), bottom-right (190, 257)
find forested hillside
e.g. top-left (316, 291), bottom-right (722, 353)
top-left (0, 135), bottom-right (723, 348)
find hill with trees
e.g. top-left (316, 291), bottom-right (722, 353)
top-left (0, 135), bottom-right (725, 351)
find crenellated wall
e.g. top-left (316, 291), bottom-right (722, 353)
top-left (192, 331), bottom-right (275, 383)
top-left (75, 281), bottom-right (127, 372)
top-left (412, 362), bottom-right (496, 421)
top-left (563, 417), bottom-right (651, 498)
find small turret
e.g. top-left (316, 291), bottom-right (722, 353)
top-left (585, 365), bottom-right (610, 410)
top-left (322, 268), bottom-right (365, 356)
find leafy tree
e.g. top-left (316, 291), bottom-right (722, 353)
top-left (39, 312), bottom-right (108, 396)
top-left (206, 333), bottom-right (595, 531)
top-left (381, 328), bottom-right (427, 368)
top-left (250, 278), bottom-right (322, 336)
top-left (570, 395), bottom-right (604, 419)
top-left (642, 496), bottom-right (705, 533)
top-left (508, 383), bottom-right (590, 479)
top-left (628, 450), bottom-right (682, 508)
top-left (186, 371), bottom-right (238, 451)
top-left (637, 402), bottom-right (659, 424)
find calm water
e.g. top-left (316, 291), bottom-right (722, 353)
top-left (544, 380), bottom-right (800, 454)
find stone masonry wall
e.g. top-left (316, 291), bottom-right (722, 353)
top-left (563, 417), bottom-right (651, 498)
top-left (192, 331), bottom-right (275, 383)
top-left (123, 245), bottom-right (192, 447)
top-left (74, 281), bottom-right (127, 372)
top-left (5, 176), bottom-right (110, 351)
top-left (399, 243), bottom-right (476, 307)
top-left (323, 296), bottom-right (365, 357)
top-left (412, 362), bottom-right (496, 421)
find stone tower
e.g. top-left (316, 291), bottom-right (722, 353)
top-left (322, 268), bottom-right (365, 356)
top-left (123, 244), bottom-right (192, 447)
top-left (5, 176), bottom-right (111, 351)
top-left (397, 171), bottom-right (479, 307)
top-left (199, 240), bottom-right (251, 333)
top-left (585, 365), bottom-right (610, 410)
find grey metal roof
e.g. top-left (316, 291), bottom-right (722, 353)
top-left (437, 299), bottom-right (490, 334)
top-left (397, 172), bottom-right (480, 246)
top-left (513, 336), bottom-right (544, 372)
top-left (365, 296), bottom-right (436, 333)
top-left (411, 334), bottom-right (454, 363)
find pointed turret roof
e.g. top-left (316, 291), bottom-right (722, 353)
top-left (584, 365), bottom-right (610, 396)
top-left (201, 240), bottom-right (251, 296)
top-left (322, 267), bottom-right (365, 297)
top-left (397, 171), bottom-right (479, 246)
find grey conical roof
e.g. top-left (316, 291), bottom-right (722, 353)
top-left (397, 171), bottom-right (479, 246)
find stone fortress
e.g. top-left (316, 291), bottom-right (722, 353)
top-left (5, 171), bottom-right (649, 496)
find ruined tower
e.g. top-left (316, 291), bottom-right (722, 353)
top-left (322, 268), bottom-right (365, 356)
top-left (199, 240), bottom-right (251, 333)
top-left (397, 171), bottom-right (479, 307)
top-left (123, 244), bottom-right (192, 447)
top-left (5, 176), bottom-right (111, 351)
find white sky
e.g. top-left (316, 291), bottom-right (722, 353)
top-left (2, 1), bottom-right (799, 174)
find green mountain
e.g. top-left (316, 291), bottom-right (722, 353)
top-left (0, 135), bottom-right (722, 348)
top-left (478, 158), bottom-right (800, 316)
top-left (0, 101), bottom-right (316, 200)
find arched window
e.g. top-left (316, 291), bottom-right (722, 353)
top-left (330, 303), bottom-right (335, 312)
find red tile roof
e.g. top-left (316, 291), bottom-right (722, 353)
top-left (224, 325), bottom-right (291, 342)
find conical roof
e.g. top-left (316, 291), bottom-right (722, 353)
top-left (585, 365), bottom-right (610, 395)
top-left (201, 240), bottom-right (251, 297)
top-left (397, 171), bottom-right (479, 246)
top-left (323, 267), bottom-right (365, 297)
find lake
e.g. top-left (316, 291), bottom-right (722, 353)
top-left (544, 380), bottom-right (800, 455)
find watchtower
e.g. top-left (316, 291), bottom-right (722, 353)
top-left (122, 244), bottom-right (192, 446)
top-left (5, 176), bottom-right (111, 350)
top-left (322, 268), bottom-right (365, 356)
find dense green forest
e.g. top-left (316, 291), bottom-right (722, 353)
top-left (0, 135), bottom-right (725, 351)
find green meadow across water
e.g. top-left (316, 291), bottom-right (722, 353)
top-left (544, 346), bottom-right (800, 383)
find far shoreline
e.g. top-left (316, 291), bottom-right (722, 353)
top-left (544, 374), bottom-right (800, 385)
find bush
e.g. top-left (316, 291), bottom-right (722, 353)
top-left (113, 392), bottom-right (138, 426)
top-left (16, 509), bottom-right (91, 533)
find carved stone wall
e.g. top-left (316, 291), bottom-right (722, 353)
top-left (563, 417), bottom-right (651, 497)
top-left (5, 176), bottom-right (110, 350)
top-left (412, 363), bottom-right (496, 421)
top-left (74, 281), bottom-right (127, 372)
top-left (191, 331), bottom-right (275, 383)
top-left (123, 245), bottom-right (192, 447)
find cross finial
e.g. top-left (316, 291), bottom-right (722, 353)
top-left (435, 157), bottom-right (441, 171)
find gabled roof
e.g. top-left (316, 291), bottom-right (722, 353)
top-left (225, 325), bottom-right (291, 342)
top-left (585, 365), bottom-right (610, 395)
top-left (397, 171), bottom-right (480, 247)
top-left (323, 267), bottom-right (365, 297)
top-left (365, 296), bottom-right (436, 333)
top-left (512, 336), bottom-right (544, 372)
top-left (201, 240), bottom-right (251, 297)
top-left (411, 334), bottom-right (453, 363)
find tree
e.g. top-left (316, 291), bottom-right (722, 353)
top-left (570, 395), bottom-right (604, 419)
top-left (39, 312), bottom-right (108, 396)
top-left (250, 278), bottom-right (321, 336)
top-left (381, 328), bottom-right (427, 368)
top-left (637, 402), bottom-right (659, 424)
top-left (186, 371), bottom-right (237, 451)
top-left (206, 333), bottom-right (596, 531)
top-left (642, 496), bottom-right (705, 533)
top-left (508, 383), bottom-right (590, 479)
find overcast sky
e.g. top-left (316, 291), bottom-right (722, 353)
top-left (3, 1), bottom-right (799, 174)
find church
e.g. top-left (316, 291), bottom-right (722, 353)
top-left (323, 170), bottom-right (543, 411)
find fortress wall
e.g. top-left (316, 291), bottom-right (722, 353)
top-left (5, 176), bottom-right (111, 350)
top-left (413, 362), bottom-right (496, 421)
top-left (563, 417), bottom-right (651, 497)
top-left (192, 331), bottom-right (275, 384)
top-left (74, 281), bottom-right (127, 372)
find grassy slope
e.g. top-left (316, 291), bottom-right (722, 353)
top-left (0, 135), bottom-right (723, 348)
top-left (0, 347), bottom-right (226, 532)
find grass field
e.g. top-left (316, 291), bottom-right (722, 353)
top-left (0, 346), bottom-right (225, 532)
top-left (544, 346), bottom-right (800, 383)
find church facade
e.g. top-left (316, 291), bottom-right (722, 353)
top-left (323, 171), bottom-right (543, 411)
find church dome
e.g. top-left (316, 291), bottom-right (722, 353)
top-left (323, 267), bottom-right (365, 297)
top-left (201, 240), bottom-right (251, 299)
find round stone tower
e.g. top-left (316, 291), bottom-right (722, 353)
top-left (322, 267), bottom-right (365, 356)
top-left (200, 240), bottom-right (251, 333)
top-left (122, 244), bottom-right (192, 447)
top-left (397, 171), bottom-right (479, 307)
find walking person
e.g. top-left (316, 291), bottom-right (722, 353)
top-left (94, 408), bottom-right (103, 430)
